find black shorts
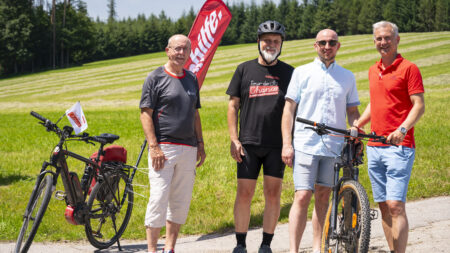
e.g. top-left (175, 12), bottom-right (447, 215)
top-left (237, 145), bottom-right (285, 179)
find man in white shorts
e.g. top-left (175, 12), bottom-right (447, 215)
top-left (139, 34), bottom-right (206, 253)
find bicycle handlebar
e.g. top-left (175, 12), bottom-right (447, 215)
top-left (296, 117), bottom-right (386, 141)
top-left (30, 111), bottom-right (48, 123)
top-left (31, 111), bottom-right (60, 133)
top-left (30, 111), bottom-right (111, 145)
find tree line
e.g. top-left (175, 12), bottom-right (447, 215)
top-left (1, 0), bottom-right (448, 76)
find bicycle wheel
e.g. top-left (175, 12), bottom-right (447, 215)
top-left (85, 170), bottom-right (133, 249)
top-left (15, 174), bottom-right (53, 253)
top-left (321, 180), bottom-right (371, 253)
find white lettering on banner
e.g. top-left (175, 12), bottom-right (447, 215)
top-left (200, 27), bottom-right (212, 48)
top-left (197, 34), bottom-right (208, 54)
top-left (189, 10), bottom-right (223, 74)
top-left (190, 48), bottom-right (204, 65)
top-left (203, 17), bottom-right (214, 43)
top-left (209, 11), bottom-right (218, 34)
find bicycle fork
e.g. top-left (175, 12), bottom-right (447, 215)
top-left (23, 162), bottom-right (55, 219)
top-left (329, 162), bottom-right (342, 239)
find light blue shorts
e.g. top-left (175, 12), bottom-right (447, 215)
top-left (367, 145), bottom-right (415, 203)
top-left (293, 150), bottom-right (338, 191)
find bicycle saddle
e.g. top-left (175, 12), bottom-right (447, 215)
top-left (98, 133), bottom-right (120, 144)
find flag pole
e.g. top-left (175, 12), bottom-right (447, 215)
top-left (55, 112), bottom-right (67, 125)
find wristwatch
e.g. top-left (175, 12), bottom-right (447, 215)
top-left (398, 126), bottom-right (407, 135)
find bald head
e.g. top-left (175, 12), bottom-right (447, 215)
top-left (316, 29), bottom-right (338, 41)
top-left (165, 34), bottom-right (191, 71)
top-left (314, 29), bottom-right (340, 68)
top-left (167, 34), bottom-right (191, 49)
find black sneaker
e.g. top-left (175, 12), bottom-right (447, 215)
top-left (232, 244), bottom-right (247, 253)
top-left (258, 244), bottom-right (272, 253)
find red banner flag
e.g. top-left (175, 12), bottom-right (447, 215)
top-left (184, 0), bottom-right (232, 88)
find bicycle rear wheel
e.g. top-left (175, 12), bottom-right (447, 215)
top-left (15, 174), bottom-right (53, 253)
top-left (321, 180), bottom-right (371, 253)
top-left (85, 170), bottom-right (133, 249)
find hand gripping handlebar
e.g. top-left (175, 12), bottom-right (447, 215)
top-left (296, 117), bottom-right (387, 142)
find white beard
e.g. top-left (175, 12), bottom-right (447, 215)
top-left (260, 44), bottom-right (280, 63)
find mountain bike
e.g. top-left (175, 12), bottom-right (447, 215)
top-left (15, 111), bottom-right (147, 253)
top-left (295, 117), bottom-right (388, 253)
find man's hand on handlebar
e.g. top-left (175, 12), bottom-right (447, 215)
top-left (349, 125), bottom-right (366, 142)
top-left (386, 129), bottom-right (406, 145)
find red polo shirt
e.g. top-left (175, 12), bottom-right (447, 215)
top-left (368, 54), bottom-right (424, 148)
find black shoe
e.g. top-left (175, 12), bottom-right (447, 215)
top-left (232, 244), bottom-right (247, 253)
top-left (258, 244), bottom-right (272, 253)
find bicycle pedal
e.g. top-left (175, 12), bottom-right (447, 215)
top-left (370, 208), bottom-right (379, 220)
top-left (54, 190), bottom-right (66, 200)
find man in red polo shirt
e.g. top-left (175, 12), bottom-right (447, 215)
top-left (354, 21), bottom-right (425, 253)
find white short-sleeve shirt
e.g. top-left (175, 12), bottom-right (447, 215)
top-left (286, 58), bottom-right (360, 157)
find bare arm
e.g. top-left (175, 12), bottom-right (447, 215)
top-left (346, 105), bottom-right (360, 127)
top-left (354, 103), bottom-right (371, 129)
top-left (281, 98), bottom-right (297, 167)
top-left (194, 110), bottom-right (206, 167)
top-left (227, 96), bottom-right (244, 163)
top-left (387, 93), bottom-right (425, 144)
top-left (347, 105), bottom-right (362, 137)
top-left (140, 108), bottom-right (166, 170)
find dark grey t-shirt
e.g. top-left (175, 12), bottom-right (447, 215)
top-left (139, 66), bottom-right (201, 146)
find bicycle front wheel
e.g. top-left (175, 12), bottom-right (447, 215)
top-left (85, 170), bottom-right (133, 249)
top-left (321, 180), bottom-right (371, 253)
top-left (15, 174), bottom-right (53, 253)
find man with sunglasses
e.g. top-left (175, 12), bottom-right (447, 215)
top-left (281, 29), bottom-right (361, 253)
top-left (227, 20), bottom-right (294, 253)
top-left (354, 21), bottom-right (425, 253)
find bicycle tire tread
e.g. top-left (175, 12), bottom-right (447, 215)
top-left (321, 180), bottom-right (371, 253)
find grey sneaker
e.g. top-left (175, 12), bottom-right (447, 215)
top-left (162, 249), bottom-right (174, 253)
top-left (258, 244), bottom-right (272, 253)
top-left (232, 244), bottom-right (247, 253)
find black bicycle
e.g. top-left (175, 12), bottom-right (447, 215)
top-left (15, 111), bottom-right (147, 253)
top-left (295, 117), bottom-right (388, 253)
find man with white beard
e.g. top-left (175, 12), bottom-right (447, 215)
top-left (226, 21), bottom-right (294, 253)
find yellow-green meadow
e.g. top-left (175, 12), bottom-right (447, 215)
top-left (0, 32), bottom-right (449, 241)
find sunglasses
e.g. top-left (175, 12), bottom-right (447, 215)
top-left (316, 40), bottom-right (338, 47)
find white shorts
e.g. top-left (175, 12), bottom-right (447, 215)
top-left (144, 144), bottom-right (197, 227)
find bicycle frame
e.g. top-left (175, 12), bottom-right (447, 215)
top-left (52, 148), bottom-right (99, 206)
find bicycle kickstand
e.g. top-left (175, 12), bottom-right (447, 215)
top-left (112, 215), bottom-right (123, 251)
top-left (116, 238), bottom-right (122, 251)
top-left (370, 208), bottom-right (379, 220)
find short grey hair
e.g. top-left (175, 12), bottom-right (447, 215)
top-left (167, 34), bottom-right (191, 48)
top-left (373, 21), bottom-right (399, 38)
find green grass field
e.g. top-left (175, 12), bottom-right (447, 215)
top-left (0, 32), bottom-right (449, 242)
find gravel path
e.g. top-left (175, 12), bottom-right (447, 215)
top-left (2, 196), bottom-right (449, 253)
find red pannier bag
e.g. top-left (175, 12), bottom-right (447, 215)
top-left (91, 145), bottom-right (127, 164)
top-left (88, 145), bottom-right (127, 194)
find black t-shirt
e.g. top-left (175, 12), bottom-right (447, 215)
top-left (139, 66), bottom-right (200, 146)
top-left (226, 59), bottom-right (294, 148)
